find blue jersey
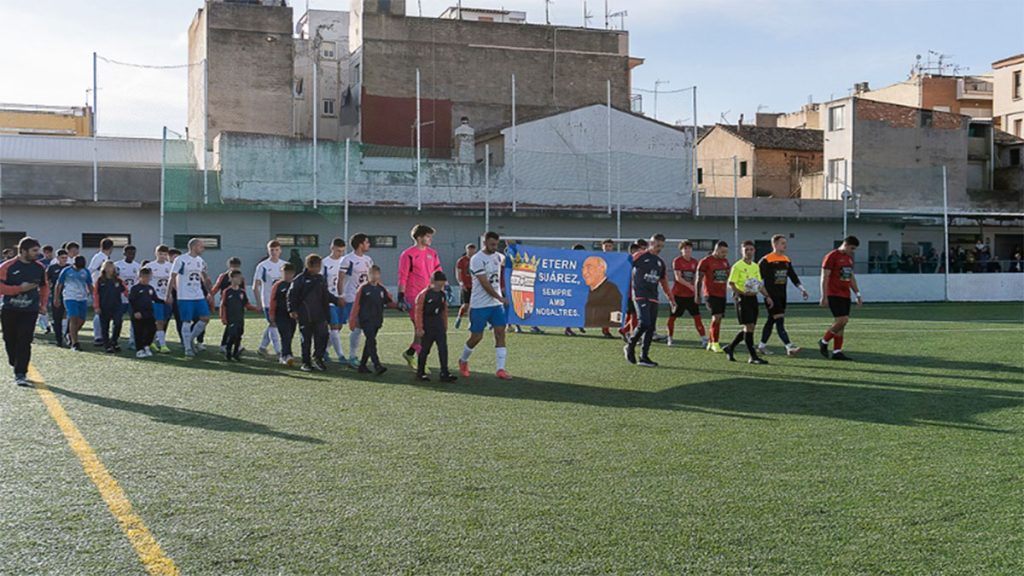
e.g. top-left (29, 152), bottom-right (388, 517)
top-left (58, 267), bottom-right (92, 302)
top-left (631, 252), bottom-right (666, 302)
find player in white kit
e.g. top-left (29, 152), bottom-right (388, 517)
top-left (252, 240), bottom-right (284, 358)
top-left (338, 233), bottom-right (374, 369)
top-left (321, 237), bottom-right (348, 364)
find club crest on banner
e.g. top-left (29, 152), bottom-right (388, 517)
top-left (510, 252), bottom-right (539, 320)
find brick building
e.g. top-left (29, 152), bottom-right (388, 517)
top-left (696, 124), bottom-right (823, 199)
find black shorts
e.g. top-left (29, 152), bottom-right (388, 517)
top-left (706, 296), bottom-right (727, 316)
top-left (765, 291), bottom-right (787, 316)
top-left (461, 288), bottom-right (472, 305)
top-left (828, 296), bottom-right (851, 318)
top-left (671, 295), bottom-right (700, 317)
top-left (736, 296), bottom-right (759, 325)
top-left (626, 299), bottom-right (636, 315)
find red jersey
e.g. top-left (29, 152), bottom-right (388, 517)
top-left (455, 255), bottom-right (472, 288)
top-left (822, 249), bottom-right (855, 298)
top-left (672, 256), bottom-right (699, 298)
top-left (697, 255), bottom-right (730, 298)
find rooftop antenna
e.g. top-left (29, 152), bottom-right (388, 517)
top-left (583, 0), bottom-right (594, 27)
top-left (719, 110), bottom-right (731, 124)
top-left (545, 0), bottom-right (553, 25)
top-left (653, 79), bottom-right (670, 120)
top-left (609, 9), bottom-right (627, 29)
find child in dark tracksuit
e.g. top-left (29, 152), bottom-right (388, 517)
top-left (128, 268), bottom-right (161, 358)
top-left (219, 270), bottom-right (259, 360)
top-left (94, 261), bottom-right (127, 353)
top-left (268, 262), bottom-right (297, 365)
top-left (414, 271), bottom-right (457, 382)
top-left (211, 257), bottom-right (245, 352)
top-left (348, 264), bottom-right (396, 375)
top-left (288, 255), bottom-right (331, 372)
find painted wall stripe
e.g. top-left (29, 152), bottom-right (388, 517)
top-left (28, 364), bottom-right (180, 576)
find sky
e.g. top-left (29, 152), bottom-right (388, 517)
top-left (1, 0), bottom-right (1021, 137)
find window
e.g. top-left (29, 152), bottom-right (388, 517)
top-left (697, 167), bottom-right (703, 184)
top-left (0, 232), bottom-right (27, 253)
top-left (82, 233), bottom-right (131, 249)
top-left (368, 235), bottom-right (397, 248)
top-left (320, 41), bottom-right (336, 60)
top-left (1014, 71), bottom-right (1022, 100)
top-left (739, 161), bottom-right (748, 177)
top-left (828, 105), bottom-right (845, 131)
top-left (828, 158), bottom-right (846, 183)
top-left (274, 234), bottom-right (319, 248)
top-left (1010, 148), bottom-right (1021, 166)
top-left (921, 110), bottom-right (933, 128)
top-left (322, 98), bottom-right (336, 117)
top-left (1015, 119), bottom-right (1023, 138)
top-left (293, 77), bottom-right (304, 97)
top-left (173, 235), bottom-right (221, 251)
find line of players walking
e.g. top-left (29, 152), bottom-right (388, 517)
top-left (2, 227), bottom-right (861, 387)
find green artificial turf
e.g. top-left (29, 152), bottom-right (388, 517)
top-left (1, 302), bottom-right (1022, 575)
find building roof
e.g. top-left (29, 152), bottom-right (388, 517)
top-left (476, 103), bottom-right (692, 142)
top-left (0, 134), bottom-right (193, 166)
top-left (992, 54), bottom-right (1024, 69)
top-left (703, 124), bottom-right (823, 152)
top-left (994, 129), bottom-right (1024, 146)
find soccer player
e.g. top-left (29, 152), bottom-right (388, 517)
top-left (398, 224), bottom-right (442, 369)
top-left (0, 237), bottom-right (49, 386)
top-left (46, 249), bottom-right (69, 347)
top-left (338, 233), bottom-right (374, 367)
top-left (349, 264), bottom-right (396, 375)
top-left (88, 237), bottom-right (114, 345)
top-left (415, 271), bottom-right (458, 382)
top-left (148, 245), bottom-right (174, 353)
top-left (618, 242), bottom-right (643, 341)
top-left (210, 257), bottom-right (245, 354)
top-left (55, 255), bottom-right (92, 351)
top-left (128, 267), bottom-right (160, 359)
top-left (288, 253), bottom-right (331, 372)
top-left (459, 231), bottom-right (511, 380)
top-left (114, 245), bottom-right (141, 349)
top-left (667, 240), bottom-right (708, 348)
top-left (269, 262), bottom-right (298, 366)
top-left (168, 238), bottom-right (212, 358)
top-left (696, 241), bottom-right (731, 352)
top-left (36, 244), bottom-right (55, 333)
top-left (454, 243), bottom-right (476, 330)
top-left (321, 237), bottom-right (349, 365)
top-left (624, 234), bottom-right (674, 367)
top-left (219, 270), bottom-right (259, 361)
top-left (819, 236), bottom-right (863, 361)
top-left (758, 234), bottom-right (809, 356)
top-left (723, 240), bottom-right (773, 365)
top-left (253, 240), bottom-right (285, 358)
top-left (40, 245), bottom-right (54, 267)
top-left (94, 261), bottom-right (127, 353)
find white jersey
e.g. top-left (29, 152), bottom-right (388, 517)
top-left (339, 253), bottom-right (374, 302)
top-left (172, 253), bottom-right (207, 301)
top-left (88, 251), bottom-right (109, 283)
top-left (469, 251), bottom-right (504, 309)
top-left (253, 258), bottom-right (284, 307)
top-left (149, 260), bottom-right (173, 300)
top-left (114, 259), bottom-right (141, 303)
top-left (322, 254), bottom-right (345, 298)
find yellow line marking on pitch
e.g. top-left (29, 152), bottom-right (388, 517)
top-left (27, 364), bottom-right (180, 576)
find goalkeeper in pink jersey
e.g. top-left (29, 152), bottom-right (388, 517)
top-left (397, 224), bottom-right (443, 370)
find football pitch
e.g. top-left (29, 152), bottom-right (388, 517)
top-left (2, 302), bottom-right (1021, 575)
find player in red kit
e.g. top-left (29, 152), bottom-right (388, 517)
top-left (454, 243), bottom-right (476, 330)
top-left (696, 241), bottom-right (730, 353)
top-left (667, 240), bottom-right (708, 348)
top-left (819, 236), bottom-right (863, 361)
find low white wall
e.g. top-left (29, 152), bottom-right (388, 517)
top-left (787, 273), bottom-right (1024, 303)
top-left (948, 274), bottom-right (1024, 302)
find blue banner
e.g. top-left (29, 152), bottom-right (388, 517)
top-left (504, 244), bottom-right (631, 328)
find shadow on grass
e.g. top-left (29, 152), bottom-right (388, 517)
top-left (396, 371), bottom-right (1020, 433)
top-left (45, 384), bottom-right (325, 444)
top-left (849, 351), bottom-right (1024, 377)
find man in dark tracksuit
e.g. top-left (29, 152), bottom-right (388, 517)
top-left (288, 254), bottom-right (331, 372)
top-left (625, 234), bottom-right (674, 368)
top-left (46, 249), bottom-right (69, 348)
top-left (0, 237), bottom-right (49, 386)
top-left (414, 271), bottom-right (457, 382)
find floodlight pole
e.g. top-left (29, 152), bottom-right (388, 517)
top-left (693, 86), bottom-right (699, 217)
top-left (203, 58), bottom-right (209, 205)
top-left (160, 126), bottom-right (167, 244)
top-left (606, 79), bottom-right (612, 215)
top-left (416, 68), bottom-right (422, 211)
top-left (732, 155), bottom-right (739, 251)
top-left (484, 144), bottom-right (491, 232)
top-left (942, 165), bottom-right (949, 300)
top-left (511, 73), bottom-right (517, 212)
top-left (345, 138), bottom-right (351, 242)
top-left (92, 51), bottom-right (98, 202)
